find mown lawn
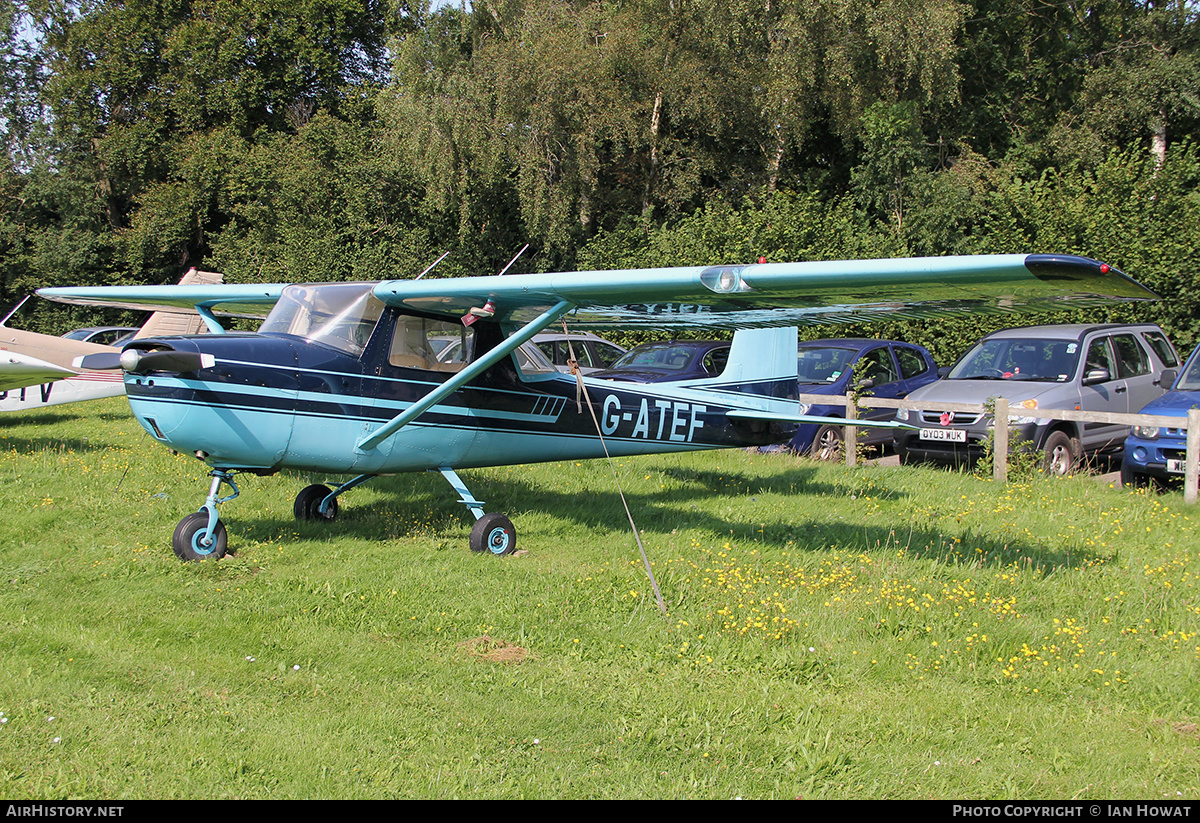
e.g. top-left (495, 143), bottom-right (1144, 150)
top-left (1, 398), bottom-right (1197, 798)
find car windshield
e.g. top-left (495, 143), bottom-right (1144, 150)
top-left (949, 338), bottom-right (1079, 382)
top-left (260, 283), bottom-right (384, 357)
top-left (1178, 349), bottom-right (1200, 391)
top-left (797, 346), bottom-right (857, 383)
top-left (610, 343), bottom-right (702, 371)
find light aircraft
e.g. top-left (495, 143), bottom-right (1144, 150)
top-left (1, 269), bottom-right (222, 412)
top-left (38, 254), bottom-right (1154, 561)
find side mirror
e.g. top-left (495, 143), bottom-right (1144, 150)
top-left (1156, 369), bottom-right (1177, 388)
top-left (854, 377), bottom-right (876, 390)
top-left (1082, 367), bottom-right (1111, 386)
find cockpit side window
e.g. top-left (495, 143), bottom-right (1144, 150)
top-left (389, 316), bottom-right (474, 372)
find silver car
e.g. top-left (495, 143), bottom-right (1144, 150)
top-left (893, 323), bottom-right (1179, 474)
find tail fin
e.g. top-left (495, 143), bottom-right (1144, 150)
top-left (132, 269), bottom-right (224, 339)
top-left (682, 326), bottom-right (798, 400)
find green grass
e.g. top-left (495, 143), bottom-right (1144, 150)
top-left (1, 398), bottom-right (1198, 798)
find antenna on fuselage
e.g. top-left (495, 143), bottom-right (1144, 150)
top-left (414, 251), bottom-right (451, 281)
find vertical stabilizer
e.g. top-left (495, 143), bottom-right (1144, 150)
top-left (671, 326), bottom-right (798, 401)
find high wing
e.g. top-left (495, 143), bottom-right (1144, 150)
top-left (33, 283), bottom-right (288, 330)
top-left (36, 255), bottom-right (1154, 331)
top-left (373, 254), bottom-right (1155, 329)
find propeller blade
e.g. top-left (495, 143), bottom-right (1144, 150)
top-left (73, 352), bottom-right (124, 371)
top-left (120, 349), bottom-right (215, 374)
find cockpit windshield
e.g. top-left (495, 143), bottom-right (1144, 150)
top-left (260, 283), bottom-right (384, 357)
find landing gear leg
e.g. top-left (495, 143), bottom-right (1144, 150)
top-left (172, 470), bottom-right (239, 562)
top-left (436, 467), bottom-right (517, 555)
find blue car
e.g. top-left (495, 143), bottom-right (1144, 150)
top-left (588, 340), bottom-right (731, 383)
top-left (1122, 342), bottom-right (1197, 487)
top-left (789, 339), bottom-right (939, 459)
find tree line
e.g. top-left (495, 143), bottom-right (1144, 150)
top-left (2, 0), bottom-right (1198, 362)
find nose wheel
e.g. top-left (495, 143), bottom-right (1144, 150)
top-left (171, 469), bottom-right (238, 562)
top-left (172, 512), bottom-right (228, 561)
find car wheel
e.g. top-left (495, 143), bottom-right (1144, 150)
top-left (1042, 430), bottom-right (1081, 477)
top-left (1120, 460), bottom-right (1149, 489)
top-left (809, 424), bottom-right (844, 461)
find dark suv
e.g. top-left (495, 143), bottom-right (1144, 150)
top-left (894, 324), bottom-right (1179, 474)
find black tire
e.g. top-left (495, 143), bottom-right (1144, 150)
top-left (172, 512), bottom-right (228, 562)
top-left (294, 484), bottom-right (338, 521)
top-left (1120, 460), bottom-right (1149, 489)
top-left (809, 424), bottom-right (845, 462)
top-left (470, 513), bottom-right (517, 555)
top-left (1042, 430), bottom-right (1081, 477)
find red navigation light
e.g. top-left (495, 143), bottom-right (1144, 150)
top-left (1100, 263), bottom-right (1110, 274)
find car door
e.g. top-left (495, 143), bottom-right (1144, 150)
top-left (1078, 334), bottom-right (1129, 450)
top-left (1112, 331), bottom-right (1163, 415)
top-left (855, 345), bottom-right (904, 443)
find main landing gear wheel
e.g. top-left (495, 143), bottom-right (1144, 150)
top-left (172, 512), bottom-right (228, 562)
top-left (294, 484), bottom-right (338, 521)
top-left (470, 513), bottom-right (517, 555)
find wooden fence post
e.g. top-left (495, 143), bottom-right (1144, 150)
top-left (1187, 408), bottom-right (1199, 505)
top-left (845, 394), bottom-right (858, 468)
top-left (994, 397), bottom-right (1009, 484)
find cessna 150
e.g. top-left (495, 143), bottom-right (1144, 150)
top-left (39, 254), bottom-right (1154, 561)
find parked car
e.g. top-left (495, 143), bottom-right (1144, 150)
top-left (62, 326), bottom-right (139, 347)
top-left (589, 340), bottom-right (731, 383)
top-left (894, 323), bottom-right (1179, 475)
top-left (1121, 341), bottom-right (1197, 487)
top-left (532, 332), bottom-right (626, 374)
top-left (788, 339), bottom-right (939, 459)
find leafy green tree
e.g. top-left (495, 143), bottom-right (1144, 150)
top-left (15, 0), bottom-right (393, 287)
top-left (1055, 0), bottom-right (1200, 167)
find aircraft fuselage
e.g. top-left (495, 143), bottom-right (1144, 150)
top-left (124, 328), bottom-right (793, 476)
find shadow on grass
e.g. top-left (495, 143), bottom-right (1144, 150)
top-left (220, 460), bottom-right (1103, 575)
top-left (0, 409), bottom-right (81, 427)
top-left (0, 431), bottom-right (117, 455)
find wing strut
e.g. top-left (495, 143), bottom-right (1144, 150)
top-left (356, 299), bottom-right (575, 452)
